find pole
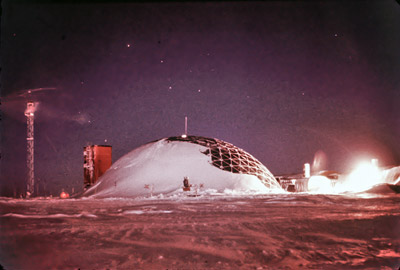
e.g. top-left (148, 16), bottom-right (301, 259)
top-left (185, 116), bottom-right (188, 136)
top-left (25, 102), bottom-right (35, 197)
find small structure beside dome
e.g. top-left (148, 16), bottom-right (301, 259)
top-left (83, 145), bottom-right (112, 189)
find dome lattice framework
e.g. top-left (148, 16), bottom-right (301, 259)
top-left (167, 136), bottom-right (279, 189)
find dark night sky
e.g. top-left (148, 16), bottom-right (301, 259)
top-left (1, 0), bottom-right (399, 196)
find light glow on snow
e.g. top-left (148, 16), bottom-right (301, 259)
top-left (307, 176), bottom-right (332, 193)
top-left (338, 160), bottom-right (382, 193)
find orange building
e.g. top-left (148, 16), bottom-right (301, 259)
top-left (83, 145), bottom-right (112, 189)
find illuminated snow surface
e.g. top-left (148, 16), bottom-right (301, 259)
top-left (83, 136), bottom-right (282, 198)
top-left (1, 192), bottom-right (399, 270)
top-left (307, 165), bottom-right (400, 194)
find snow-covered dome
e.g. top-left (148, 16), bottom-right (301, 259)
top-left (83, 135), bottom-right (281, 198)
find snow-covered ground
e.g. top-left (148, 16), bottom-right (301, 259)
top-left (2, 136), bottom-right (400, 269)
top-left (1, 193), bottom-right (399, 269)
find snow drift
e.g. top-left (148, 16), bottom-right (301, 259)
top-left (83, 136), bottom-right (281, 198)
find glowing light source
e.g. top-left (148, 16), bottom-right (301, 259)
top-left (303, 163), bottom-right (310, 178)
top-left (24, 102), bottom-right (37, 116)
top-left (307, 176), bottom-right (332, 193)
top-left (340, 159), bottom-right (382, 192)
top-left (60, 191), bottom-right (70, 199)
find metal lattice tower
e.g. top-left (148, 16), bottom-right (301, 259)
top-left (25, 102), bottom-right (35, 196)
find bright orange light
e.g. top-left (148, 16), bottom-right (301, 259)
top-left (60, 191), bottom-right (70, 199)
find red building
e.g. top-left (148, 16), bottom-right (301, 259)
top-left (83, 145), bottom-right (112, 189)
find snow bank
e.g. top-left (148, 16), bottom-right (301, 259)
top-left (380, 166), bottom-right (400, 185)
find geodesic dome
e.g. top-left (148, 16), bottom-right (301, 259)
top-left (83, 135), bottom-right (281, 198)
top-left (167, 136), bottom-right (278, 189)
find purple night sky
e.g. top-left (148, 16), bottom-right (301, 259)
top-left (1, 0), bottom-right (399, 196)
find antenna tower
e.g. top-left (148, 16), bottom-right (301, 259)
top-left (7, 87), bottom-right (56, 197)
top-left (185, 116), bottom-right (188, 136)
top-left (182, 116), bottom-right (188, 138)
top-left (25, 102), bottom-right (35, 196)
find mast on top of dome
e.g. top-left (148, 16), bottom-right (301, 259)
top-left (182, 116), bottom-right (188, 138)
